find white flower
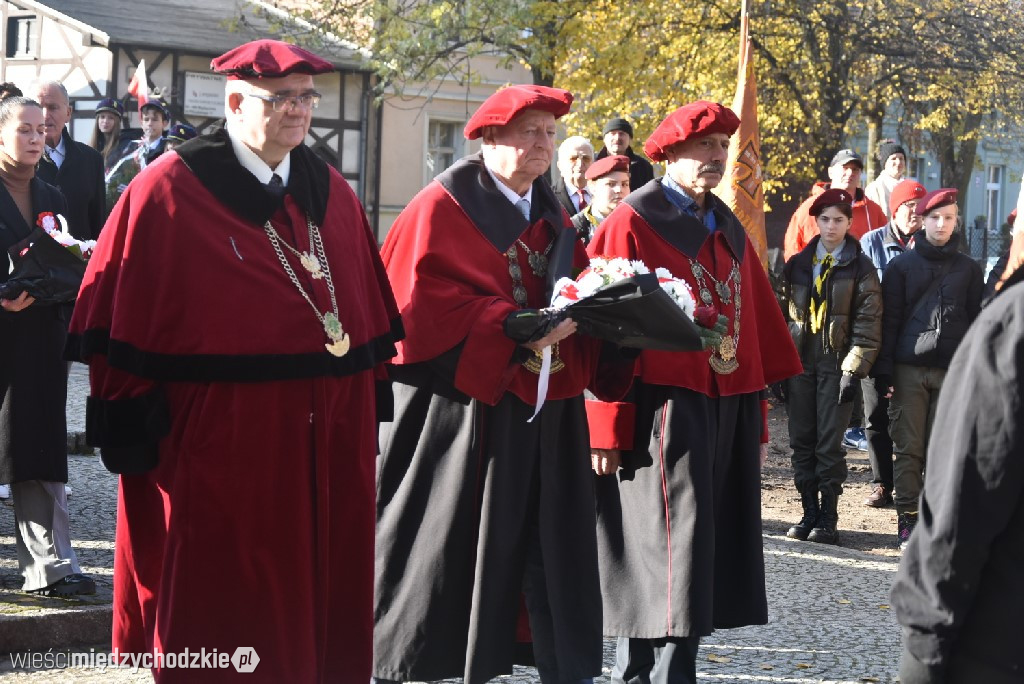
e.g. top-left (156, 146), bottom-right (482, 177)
top-left (655, 267), bottom-right (676, 280)
top-left (577, 270), bottom-right (607, 295)
top-left (660, 279), bottom-right (697, 319)
top-left (630, 260), bottom-right (650, 275)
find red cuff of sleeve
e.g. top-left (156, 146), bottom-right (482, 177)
top-left (760, 399), bottom-right (770, 444)
top-left (586, 400), bottom-right (636, 450)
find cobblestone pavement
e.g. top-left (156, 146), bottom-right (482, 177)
top-left (0, 364), bottom-right (902, 682)
top-left (1, 535), bottom-right (901, 682)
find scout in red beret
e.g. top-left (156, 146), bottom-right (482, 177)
top-left (463, 85), bottom-right (573, 140)
top-left (809, 188), bottom-right (853, 217)
top-left (643, 101), bottom-right (740, 163)
top-left (585, 154), bottom-right (630, 181)
top-left (915, 188), bottom-right (958, 216)
top-left (888, 179), bottom-right (927, 216)
top-left (211, 39), bottom-right (335, 79)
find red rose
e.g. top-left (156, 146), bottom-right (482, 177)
top-left (694, 304), bottom-right (719, 328)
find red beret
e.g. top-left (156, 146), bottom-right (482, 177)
top-left (211, 40), bottom-right (335, 80)
top-left (889, 179), bottom-right (927, 215)
top-left (916, 188), bottom-right (958, 216)
top-left (809, 188), bottom-right (853, 217)
top-left (585, 154), bottom-right (630, 180)
top-left (643, 101), bottom-right (740, 162)
top-left (463, 85), bottom-right (572, 140)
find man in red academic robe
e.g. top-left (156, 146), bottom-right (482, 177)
top-left (66, 40), bottom-right (402, 683)
top-left (374, 85), bottom-right (632, 684)
top-left (586, 101), bottom-right (803, 683)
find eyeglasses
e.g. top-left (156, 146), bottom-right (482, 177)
top-left (246, 91), bottom-right (321, 113)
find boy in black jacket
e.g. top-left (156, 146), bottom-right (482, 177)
top-left (873, 189), bottom-right (983, 549)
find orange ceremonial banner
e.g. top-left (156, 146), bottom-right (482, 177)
top-left (715, 4), bottom-right (768, 272)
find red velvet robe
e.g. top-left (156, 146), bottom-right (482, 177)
top-left (586, 180), bottom-right (802, 448)
top-left (374, 155), bottom-right (630, 682)
top-left (67, 132), bottom-right (401, 683)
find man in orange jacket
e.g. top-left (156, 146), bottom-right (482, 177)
top-left (784, 148), bottom-right (887, 262)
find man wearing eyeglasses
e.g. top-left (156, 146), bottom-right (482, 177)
top-left (67, 39), bottom-right (402, 682)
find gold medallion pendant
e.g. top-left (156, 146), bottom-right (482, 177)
top-left (323, 312), bottom-right (351, 357)
top-left (709, 335), bottom-right (739, 375)
top-left (523, 342), bottom-right (566, 374)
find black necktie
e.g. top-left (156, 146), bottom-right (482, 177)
top-left (266, 173), bottom-right (285, 199)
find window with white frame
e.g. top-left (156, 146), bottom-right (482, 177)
top-left (426, 119), bottom-right (463, 180)
top-left (986, 164), bottom-right (1004, 233)
top-left (6, 15), bottom-right (37, 58)
top-left (908, 156), bottom-right (928, 181)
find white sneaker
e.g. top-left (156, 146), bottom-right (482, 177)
top-left (64, 484), bottom-right (73, 497)
top-left (0, 484), bottom-right (10, 499)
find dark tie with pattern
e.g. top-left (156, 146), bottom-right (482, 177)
top-left (266, 173), bottom-right (285, 199)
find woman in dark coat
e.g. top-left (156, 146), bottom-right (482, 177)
top-left (0, 96), bottom-right (94, 596)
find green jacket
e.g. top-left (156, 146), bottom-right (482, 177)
top-left (783, 234), bottom-right (883, 377)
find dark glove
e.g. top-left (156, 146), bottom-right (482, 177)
top-left (873, 375), bottom-right (892, 396)
top-left (503, 308), bottom-right (567, 344)
top-left (698, 313), bottom-right (729, 351)
top-left (838, 373), bottom-right (857, 405)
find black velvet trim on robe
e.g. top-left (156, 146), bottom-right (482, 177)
top-left (174, 128), bottom-right (330, 227)
top-left (436, 154), bottom-right (576, 301)
top-left (623, 180), bottom-right (747, 263)
top-left (65, 316), bottom-right (404, 383)
top-left (86, 388), bottom-right (170, 473)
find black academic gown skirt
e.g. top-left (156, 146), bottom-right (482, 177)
top-left (374, 361), bottom-right (602, 683)
top-left (596, 383), bottom-right (766, 638)
top-left (0, 179), bottom-right (70, 484)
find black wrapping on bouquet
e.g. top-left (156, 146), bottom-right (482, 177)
top-left (567, 273), bottom-right (703, 351)
top-left (1, 228), bottom-right (86, 304)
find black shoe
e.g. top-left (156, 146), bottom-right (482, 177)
top-left (28, 573), bottom-right (96, 597)
top-left (808, 490), bottom-right (839, 544)
top-left (897, 512), bottom-right (918, 550)
top-left (863, 484), bottom-right (893, 508)
top-left (786, 488), bottom-right (819, 541)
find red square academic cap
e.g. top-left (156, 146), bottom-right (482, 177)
top-left (585, 154), bottom-right (630, 180)
top-left (463, 85), bottom-right (573, 140)
top-left (643, 101), bottom-right (740, 162)
top-left (211, 40), bottom-right (335, 80)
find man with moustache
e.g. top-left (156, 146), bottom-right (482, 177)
top-left (375, 85), bottom-right (633, 684)
top-left (586, 101), bottom-right (802, 683)
top-left (596, 117), bottom-right (654, 191)
top-left (33, 80), bottom-right (105, 240)
top-left (571, 153), bottom-right (630, 244)
top-left (554, 135), bottom-right (594, 217)
top-left (67, 40), bottom-right (402, 682)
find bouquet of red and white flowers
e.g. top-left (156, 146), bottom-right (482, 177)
top-left (0, 212), bottom-right (88, 304)
top-left (34, 212), bottom-right (97, 260)
top-left (547, 256), bottom-right (720, 352)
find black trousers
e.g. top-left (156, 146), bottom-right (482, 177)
top-left (786, 348), bottom-right (852, 496)
top-left (861, 376), bottom-right (893, 489)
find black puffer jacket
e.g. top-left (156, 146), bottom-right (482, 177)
top-left (783, 234), bottom-right (882, 377)
top-left (874, 233), bottom-right (983, 377)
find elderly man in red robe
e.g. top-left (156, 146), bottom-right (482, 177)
top-left (374, 85), bottom-right (632, 684)
top-left (586, 101), bottom-right (802, 683)
top-left (66, 40), bottom-right (402, 683)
